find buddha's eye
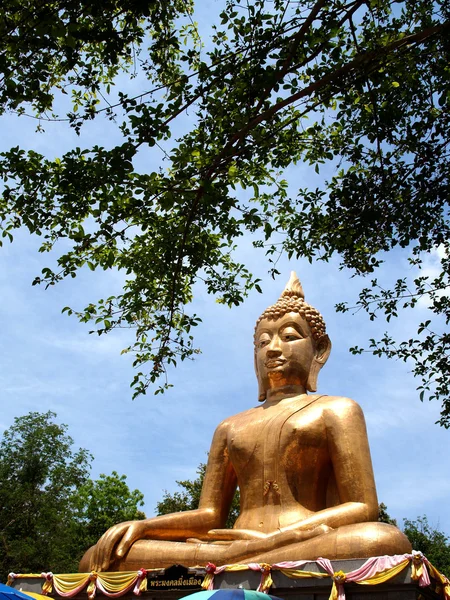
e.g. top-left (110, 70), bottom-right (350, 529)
top-left (281, 328), bottom-right (302, 342)
top-left (257, 334), bottom-right (271, 348)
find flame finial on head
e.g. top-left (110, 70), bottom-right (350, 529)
top-left (254, 271), bottom-right (326, 340)
top-left (281, 271), bottom-right (305, 300)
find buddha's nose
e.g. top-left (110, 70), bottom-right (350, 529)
top-left (267, 335), bottom-right (282, 355)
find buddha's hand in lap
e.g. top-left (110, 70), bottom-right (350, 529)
top-left (202, 525), bottom-right (333, 562)
top-left (209, 524), bottom-right (333, 549)
top-left (90, 520), bottom-right (149, 572)
top-left (208, 529), bottom-right (269, 541)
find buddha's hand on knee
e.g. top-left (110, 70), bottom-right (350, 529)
top-left (90, 520), bottom-right (148, 572)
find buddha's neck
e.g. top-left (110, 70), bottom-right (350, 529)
top-left (265, 384), bottom-right (307, 404)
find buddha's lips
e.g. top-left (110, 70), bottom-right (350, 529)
top-left (265, 358), bottom-right (286, 368)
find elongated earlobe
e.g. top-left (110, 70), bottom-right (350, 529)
top-left (306, 335), bottom-right (332, 392)
top-left (306, 362), bottom-right (320, 392)
top-left (258, 378), bottom-right (266, 402)
top-left (255, 352), bottom-right (266, 401)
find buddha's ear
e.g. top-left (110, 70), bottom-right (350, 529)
top-left (306, 334), bottom-right (332, 392)
top-left (258, 379), bottom-right (266, 402)
top-left (254, 351), bottom-right (266, 402)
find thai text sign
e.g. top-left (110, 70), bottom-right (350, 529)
top-left (147, 565), bottom-right (204, 590)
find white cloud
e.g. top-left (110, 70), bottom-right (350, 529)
top-left (43, 331), bottom-right (130, 358)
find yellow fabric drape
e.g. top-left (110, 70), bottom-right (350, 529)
top-left (257, 564), bottom-right (273, 592)
top-left (329, 582), bottom-right (339, 600)
top-left (259, 572), bottom-right (273, 592)
top-left (224, 565), bottom-right (254, 572)
top-left (329, 571), bottom-right (346, 600)
top-left (427, 562), bottom-right (450, 600)
top-left (356, 559), bottom-right (410, 586)
top-left (201, 574), bottom-right (214, 590)
top-left (41, 578), bottom-right (53, 595)
top-left (277, 568), bottom-right (330, 580)
top-left (86, 577), bottom-right (97, 600)
top-left (96, 573), bottom-right (139, 593)
top-left (51, 572), bottom-right (142, 595)
top-left (138, 577), bottom-right (147, 594)
top-left (52, 574), bottom-right (91, 594)
top-left (411, 563), bottom-right (422, 580)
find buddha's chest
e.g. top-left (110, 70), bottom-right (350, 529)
top-left (227, 402), bottom-right (328, 476)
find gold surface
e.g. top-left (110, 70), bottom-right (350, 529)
top-left (80, 273), bottom-right (411, 572)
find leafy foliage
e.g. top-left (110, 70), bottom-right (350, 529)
top-left (0, 411), bottom-right (92, 575)
top-left (0, 0), bottom-right (450, 422)
top-left (70, 472), bottom-right (145, 563)
top-left (0, 412), bottom-right (145, 577)
top-left (380, 505), bottom-right (449, 576)
top-left (0, 0), bottom-right (192, 116)
top-left (156, 462), bottom-right (240, 529)
top-left (403, 516), bottom-right (450, 577)
top-left (378, 502), bottom-right (398, 526)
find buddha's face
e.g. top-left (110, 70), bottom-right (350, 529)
top-left (254, 311), bottom-right (330, 398)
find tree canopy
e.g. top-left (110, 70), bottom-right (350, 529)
top-left (1, 0), bottom-right (449, 422)
top-left (0, 412), bottom-right (145, 577)
top-left (378, 505), bottom-right (450, 576)
top-left (403, 515), bottom-right (450, 576)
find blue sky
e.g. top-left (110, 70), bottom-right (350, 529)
top-left (0, 0), bottom-right (449, 555)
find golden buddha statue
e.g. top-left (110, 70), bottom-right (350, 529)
top-left (80, 272), bottom-right (411, 572)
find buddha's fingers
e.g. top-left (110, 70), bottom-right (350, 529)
top-left (91, 522), bottom-right (133, 571)
top-left (283, 524), bottom-right (333, 540)
top-left (312, 524), bottom-right (333, 536)
top-left (116, 521), bottom-right (147, 559)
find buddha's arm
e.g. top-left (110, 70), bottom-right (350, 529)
top-left (198, 421), bottom-right (238, 524)
top-left (90, 420), bottom-right (237, 571)
top-left (134, 419), bottom-right (238, 540)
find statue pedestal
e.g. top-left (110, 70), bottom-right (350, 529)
top-left (7, 560), bottom-right (442, 600)
top-left (213, 559), bottom-right (440, 600)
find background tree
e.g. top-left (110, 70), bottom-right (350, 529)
top-left (378, 502), bottom-right (398, 526)
top-left (70, 472), bottom-right (145, 563)
top-left (1, 0), bottom-right (449, 423)
top-left (0, 411), bottom-right (91, 575)
top-left (378, 504), bottom-right (449, 576)
top-left (156, 463), bottom-right (240, 529)
top-left (403, 516), bottom-right (450, 577)
top-left (0, 412), bottom-right (145, 577)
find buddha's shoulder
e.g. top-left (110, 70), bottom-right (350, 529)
top-left (214, 405), bottom-right (260, 431)
top-left (315, 394), bottom-right (364, 417)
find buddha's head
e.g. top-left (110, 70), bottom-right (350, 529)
top-left (254, 272), bottom-right (331, 401)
